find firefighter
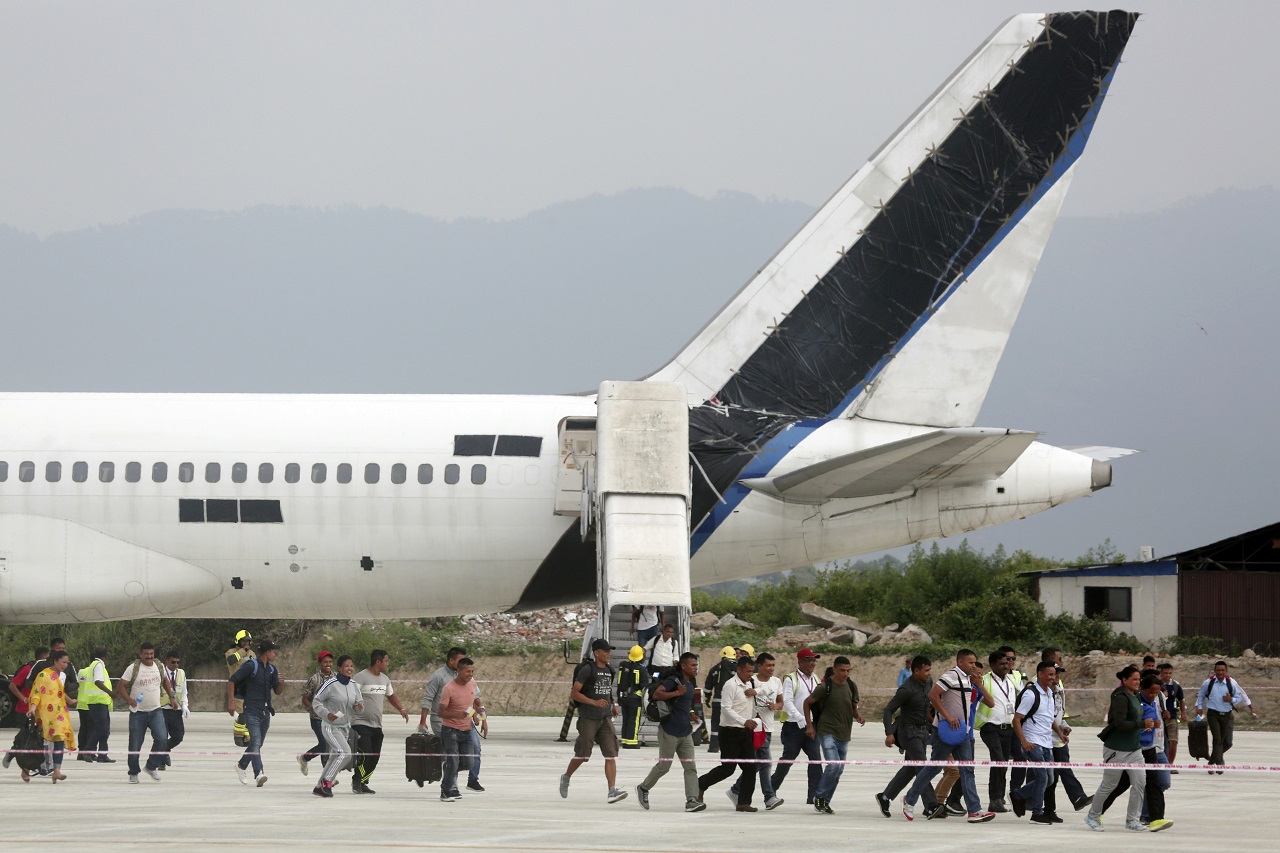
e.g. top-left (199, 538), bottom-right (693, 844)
top-left (225, 629), bottom-right (256, 746)
top-left (618, 645), bottom-right (650, 749)
top-left (703, 646), bottom-right (738, 752)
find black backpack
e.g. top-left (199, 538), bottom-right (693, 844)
top-left (11, 716), bottom-right (46, 772)
top-left (1015, 683), bottom-right (1044, 724)
top-left (645, 677), bottom-right (675, 723)
top-left (810, 676), bottom-right (855, 726)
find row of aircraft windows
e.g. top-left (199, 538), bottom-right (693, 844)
top-left (0, 460), bottom-right (489, 486)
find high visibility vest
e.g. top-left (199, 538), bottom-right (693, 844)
top-left (77, 659), bottom-right (113, 706)
top-left (166, 668), bottom-right (187, 708)
top-left (974, 669), bottom-right (1023, 728)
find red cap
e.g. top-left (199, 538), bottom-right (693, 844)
top-left (797, 648), bottom-right (820, 659)
top-left (317, 650), bottom-right (334, 661)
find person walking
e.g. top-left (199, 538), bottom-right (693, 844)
top-left (618, 646), bottom-right (650, 749)
top-left (351, 649), bottom-right (410, 794)
top-left (419, 646), bottom-right (487, 793)
top-left (635, 652), bottom-right (705, 813)
top-left (643, 622), bottom-right (679, 679)
top-left (3, 647), bottom-right (46, 771)
top-left (1008, 661), bottom-right (1065, 825)
top-left (972, 649), bottom-right (1023, 813)
top-left (728, 651), bottom-right (784, 810)
top-left (770, 648), bottom-right (824, 804)
top-left (698, 654), bottom-right (762, 812)
top-left (1097, 674), bottom-right (1174, 832)
top-left (225, 629), bottom-right (256, 746)
top-left (1084, 666), bottom-right (1149, 832)
top-left (901, 649), bottom-right (995, 824)
top-left (559, 638), bottom-right (627, 804)
top-left (299, 650), bottom-right (336, 775)
top-left (75, 646), bottom-right (114, 764)
top-left (804, 655), bottom-right (864, 814)
top-left (310, 655), bottom-right (363, 798)
top-left (875, 655), bottom-right (932, 817)
top-left (1194, 660), bottom-right (1258, 773)
top-left (118, 642), bottom-right (177, 784)
top-left (227, 640), bottom-right (282, 787)
top-left (26, 649), bottom-right (76, 783)
top-left (437, 657), bottom-right (483, 802)
top-left (1157, 663), bottom-right (1186, 768)
top-left (1041, 649), bottom-right (1092, 818)
top-left (158, 651), bottom-right (189, 769)
top-left (630, 605), bottom-right (663, 648)
top-left (703, 646), bottom-right (737, 752)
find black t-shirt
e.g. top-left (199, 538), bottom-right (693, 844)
top-left (573, 661), bottom-right (615, 720)
top-left (659, 674), bottom-right (698, 738)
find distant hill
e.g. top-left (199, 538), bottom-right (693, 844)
top-left (2, 187), bottom-right (1276, 566)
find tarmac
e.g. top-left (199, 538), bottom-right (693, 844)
top-left (4, 712), bottom-right (1278, 851)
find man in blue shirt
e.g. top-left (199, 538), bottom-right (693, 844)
top-left (226, 640), bottom-right (283, 786)
top-left (1195, 660), bottom-right (1258, 772)
top-left (635, 652), bottom-right (706, 813)
top-left (897, 658), bottom-right (912, 688)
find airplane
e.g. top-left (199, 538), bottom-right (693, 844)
top-left (0, 10), bottom-right (1139, 625)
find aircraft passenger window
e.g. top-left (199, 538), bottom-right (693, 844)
top-left (125, 462), bottom-right (141, 483)
top-left (99, 462), bottom-right (115, 483)
top-left (0, 461), bottom-right (7, 482)
top-left (391, 463), bottom-right (406, 485)
top-left (285, 463), bottom-right (300, 484)
top-left (444, 463), bottom-right (460, 485)
top-left (178, 462), bottom-right (194, 483)
top-left (72, 461), bottom-right (88, 483)
top-left (46, 461), bottom-right (62, 483)
top-left (232, 463), bottom-right (247, 484)
top-left (336, 463), bottom-right (352, 484)
top-left (152, 462), bottom-right (168, 483)
top-left (364, 463), bottom-right (380, 484)
top-left (311, 463), bottom-right (327, 484)
top-left (258, 463), bottom-right (273, 484)
top-left (19, 461), bottom-right (34, 482)
top-left (417, 464), bottom-right (433, 484)
top-left (471, 464), bottom-right (486, 485)
top-left (205, 462), bottom-right (221, 483)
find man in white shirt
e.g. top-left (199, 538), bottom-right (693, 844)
top-left (643, 623), bottom-right (680, 677)
top-left (729, 652), bottom-right (785, 810)
top-left (116, 642), bottom-right (178, 783)
top-left (1009, 661), bottom-right (1066, 825)
top-left (631, 605), bottom-right (663, 649)
top-left (696, 656), bottom-right (761, 811)
top-left (158, 650), bottom-right (189, 769)
top-left (770, 648), bottom-right (823, 804)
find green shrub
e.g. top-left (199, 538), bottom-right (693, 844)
top-left (1156, 634), bottom-right (1233, 657)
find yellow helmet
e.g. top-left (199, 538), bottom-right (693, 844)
top-left (628, 645), bottom-right (645, 662)
top-left (720, 646), bottom-right (735, 659)
top-left (235, 630), bottom-right (252, 644)
top-left (740, 643), bottom-right (756, 657)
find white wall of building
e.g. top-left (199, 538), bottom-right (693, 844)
top-left (1038, 572), bottom-right (1178, 644)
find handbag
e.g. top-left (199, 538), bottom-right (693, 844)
top-left (13, 716), bottom-right (47, 772)
top-left (752, 718), bottom-right (767, 750)
top-left (937, 717), bottom-right (968, 746)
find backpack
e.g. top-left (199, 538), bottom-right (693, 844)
top-left (810, 676), bottom-right (856, 726)
top-left (1015, 683), bottom-right (1043, 724)
top-left (122, 660), bottom-right (175, 702)
top-left (231, 657), bottom-right (275, 711)
top-left (645, 677), bottom-right (675, 723)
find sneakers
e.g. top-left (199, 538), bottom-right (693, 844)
top-left (945, 801), bottom-right (966, 816)
top-left (298, 754), bottom-right (309, 776)
top-left (1125, 821), bottom-right (1149, 832)
top-left (636, 785), bottom-right (650, 810)
top-left (1009, 792), bottom-right (1027, 817)
top-left (1042, 812), bottom-right (1064, 823)
top-left (256, 774), bottom-right (268, 787)
top-left (989, 799), bottom-right (1008, 813)
top-left (237, 764), bottom-right (250, 785)
top-left (1084, 813), bottom-right (1104, 832)
top-left (924, 803), bottom-right (948, 820)
top-left (145, 768), bottom-right (162, 781)
top-left (607, 787), bottom-right (628, 804)
top-left (1030, 813), bottom-right (1054, 825)
top-left (874, 792), bottom-right (892, 818)
top-left (765, 796), bottom-right (784, 811)
top-left (1, 753), bottom-right (10, 769)
top-left (559, 774), bottom-right (570, 799)
top-left (466, 780), bottom-right (485, 793)
top-left (1149, 819), bottom-right (1173, 832)
top-left (967, 812), bottom-right (996, 823)
top-left (726, 788), bottom-right (737, 805)
top-left (902, 800), bottom-right (915, 821)
top-left (1072, 794), bottom-right (1094, 812)
top-left (441, 789), bottom-right (462, 802)
top-left (128, 773), bottom-right (139, 784)
top-left (313, 784), bottom-right (333, 798)
top-left (736, 805), bottom-right (758, 812)
top-left (685, 799), bottom-right (707, 813)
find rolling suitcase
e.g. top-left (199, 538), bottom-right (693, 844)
top-left (406, 731), bottom-right (442, 787)
top-left (1186, 718), bottom-right (1210, 761)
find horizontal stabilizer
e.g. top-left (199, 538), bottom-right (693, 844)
top-left (1065, 445), bottom-right (1141, 462)
top-left (742, 428), bottom-right (1038, 503)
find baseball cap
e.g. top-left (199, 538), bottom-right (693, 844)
top-left (257, 640), bottom-right (279, 653)
top-left (317, 650), bottom-right (334, 661)
top-left (590, 639), bottom-right (615, 652)
top-left (797, 648), bottom-right (820, 660)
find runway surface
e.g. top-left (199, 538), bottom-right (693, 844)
top-left (4, 712), bottom-right (1277, 851)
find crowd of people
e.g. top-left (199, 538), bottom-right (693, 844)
top-left (2, 623), bottom-right (1265, 831)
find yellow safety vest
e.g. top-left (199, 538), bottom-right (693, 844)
top-left (166, 668), bottom-right (186, 708)
top-left (77, 659), bottom-right (113, 706)
top-left (226, 647), bottom-right (256, 676)
top-left (974, 669), bottom-right (1023, 728)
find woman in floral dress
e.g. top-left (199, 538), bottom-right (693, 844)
top-left (27, 649), bottom-right (76, 782)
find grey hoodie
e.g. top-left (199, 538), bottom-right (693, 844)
top-left (311, 675), bottom-right (364, 727)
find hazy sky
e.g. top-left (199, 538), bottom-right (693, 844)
top-left (3, 1), bottom-right (1278, 236)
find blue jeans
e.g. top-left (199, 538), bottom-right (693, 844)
top-left (905, 734), bottom-right (979, 814)
top-left (469, 724), bottom-right (482, 784)
top-left (815, 734), bottom-right (848, 801)
top-left (771, 721), bottom-right (822, 800)
top-left (1011, 744), bottom-right (1053, 814)
top-left (731, 730), bottom-right (777, 800)
top-left (127, 709), bottom-right (168, 775)
top-left (237, 707), bottom-right (271, 777)
top-left (441, 726), bottom-right (474, 795)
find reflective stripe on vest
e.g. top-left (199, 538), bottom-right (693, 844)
top-left (77, 659), bottom-right (113, 706)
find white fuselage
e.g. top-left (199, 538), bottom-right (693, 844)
top-left (0, 392), bottom-right (1100, 624)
